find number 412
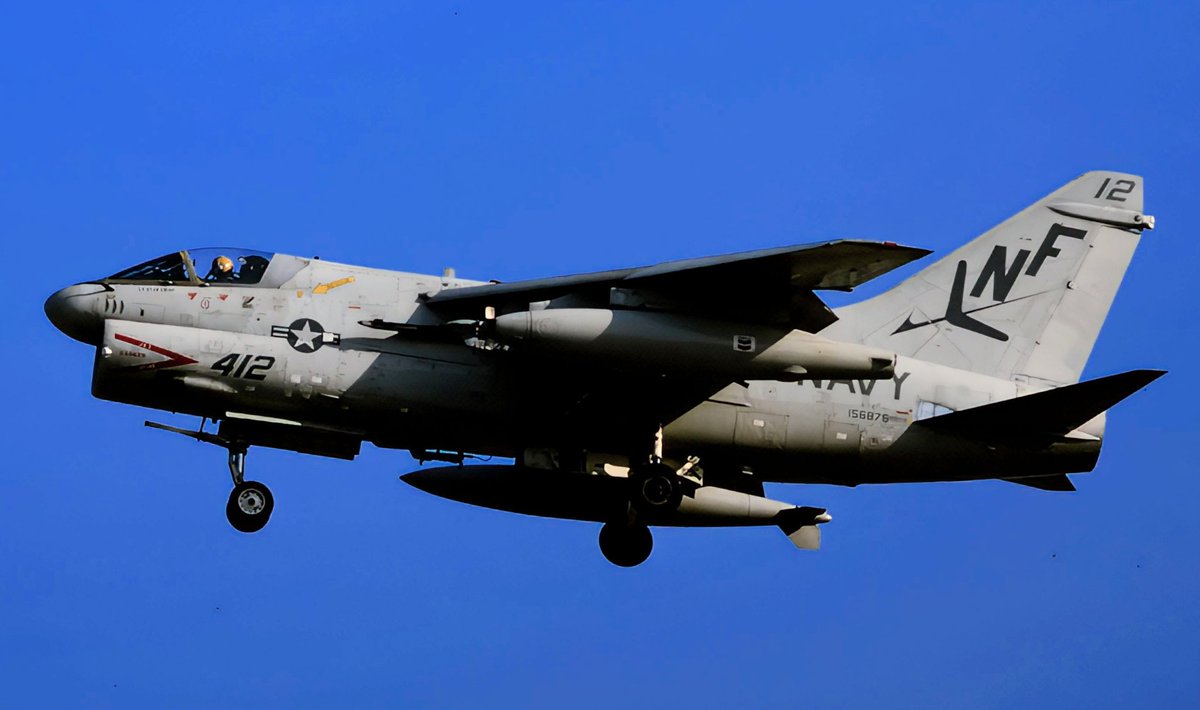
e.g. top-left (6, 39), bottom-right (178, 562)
top-left (211, 353), bottom-right (275, 380)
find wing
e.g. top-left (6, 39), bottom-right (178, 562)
top-left (376, 240), bottom-right (927, 449)
top-left (425, 239), bottom-right (929, 332)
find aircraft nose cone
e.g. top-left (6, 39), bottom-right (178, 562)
top-left (45, 284), bottom-right (105, 344)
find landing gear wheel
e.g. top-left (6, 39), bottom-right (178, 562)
top-left (630, 463), bottom-right (683, 511)
top-left (226, 480), bottom-right (274, 533)
top-left (599, 523), bottom-right (653, 567)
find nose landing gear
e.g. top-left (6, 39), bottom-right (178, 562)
top-left (145, 420), bottom-right (275, 533)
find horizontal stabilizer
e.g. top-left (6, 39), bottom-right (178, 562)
top-left (1005, 474), bottom-right (1076, 491)
top-left (915, 369), bottom-right (1165, 441)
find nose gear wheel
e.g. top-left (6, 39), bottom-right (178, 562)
top-left (226, 480), bottom-right (274, 533)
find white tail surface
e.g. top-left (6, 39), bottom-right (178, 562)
top-left (826, 171), bottom-right (1151, 385)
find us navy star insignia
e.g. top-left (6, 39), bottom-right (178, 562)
top-left (271, 318), bottom-right (340, 353)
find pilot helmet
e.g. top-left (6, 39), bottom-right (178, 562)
top-left (213, 255), bottom-right (234, 274)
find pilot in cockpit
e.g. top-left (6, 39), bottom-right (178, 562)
top-left (207, 255), bottom-right (237, 282)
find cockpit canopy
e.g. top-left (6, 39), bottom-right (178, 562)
top-left (106, 248), bottom-right (278, 286)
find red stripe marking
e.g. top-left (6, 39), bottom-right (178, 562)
top-left (113, 333), bottom-right (199, 372)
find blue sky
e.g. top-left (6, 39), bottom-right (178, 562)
top-left (4, 2), bottom-right (1199, 707)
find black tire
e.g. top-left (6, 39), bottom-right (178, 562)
top-left (630, 463), bottom-right (682, 511)
top-left (598, 523), bottom-right (653, 567)
top-left (226, 480), bottom-right (274, 533)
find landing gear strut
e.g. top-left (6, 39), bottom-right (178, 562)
top-left (599, 426), bottom-right (687, 566)
top-left (599, 521), bottom-right (653, 567)
top-left (224, 446), bottom-right (274, 533)
top-left (626, 425), bottom-right (693, 513)
top-left (596, 465), bottom-right (672, 566)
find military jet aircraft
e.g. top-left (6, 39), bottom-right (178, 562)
top-left (45, 171), bottom-right (1162, 566)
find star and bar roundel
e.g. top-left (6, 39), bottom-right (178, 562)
top-left (270, 318), bottom-right (341, 353)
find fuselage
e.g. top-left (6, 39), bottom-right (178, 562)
top-left (44, 249), bottom-right (1105, 487)
top-left (44, 171), bottom-right (1157, 565)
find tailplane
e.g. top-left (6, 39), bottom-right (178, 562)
top-left (827, 171), bottom-right (1154, 385)
top-left (914, 368), bottom-right (1165, 491)
top-left (913, 369), bottom-right (1165, 442)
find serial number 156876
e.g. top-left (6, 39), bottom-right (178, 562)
top-left (849, 409), bottom-right (889, 423)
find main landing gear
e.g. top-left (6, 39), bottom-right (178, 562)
top-left (597, 456), bottom-right (697, 567)
top-left (224, 447), bottom-right (274, 533)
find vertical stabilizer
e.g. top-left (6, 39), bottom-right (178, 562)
top-left (826, 172), bottom-right (1153, 385)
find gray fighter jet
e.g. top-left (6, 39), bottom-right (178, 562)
top-left (45, 171), bottom-right (1162, 566)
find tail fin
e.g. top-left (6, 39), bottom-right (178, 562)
top-left (827, 172), bottom-right (1153, 385)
